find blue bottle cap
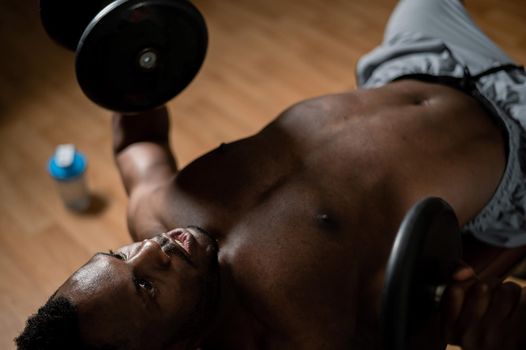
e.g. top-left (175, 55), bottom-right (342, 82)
top-left (48, 144), bottom-right (87, 181)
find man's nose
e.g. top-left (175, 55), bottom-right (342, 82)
top-left (130, 239), bottom-right (171, 269)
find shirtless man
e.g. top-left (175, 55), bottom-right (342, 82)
top-left (16, 0), bottom-right (526, 349)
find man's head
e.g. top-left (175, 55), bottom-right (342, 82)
top-left (16, 227), bottom-right (220, 350)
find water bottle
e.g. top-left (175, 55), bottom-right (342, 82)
top-left (48, 144), bottom-right (90, 211)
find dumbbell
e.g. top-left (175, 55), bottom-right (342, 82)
top-left (380, 197), bottom-right (463, 350)
top-left (40, 0), bottom-right (208, 113)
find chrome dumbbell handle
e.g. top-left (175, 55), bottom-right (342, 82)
top-left (433, 284), bottom-right (447, 305)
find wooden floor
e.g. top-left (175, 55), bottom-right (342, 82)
top-left (0, 0), bottom-right (525, 348)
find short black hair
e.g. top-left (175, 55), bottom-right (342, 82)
top-left (15, 296), bottom-right (115, 350)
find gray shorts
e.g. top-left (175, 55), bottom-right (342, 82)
top-left (356, 0), bottom-right (526, 247)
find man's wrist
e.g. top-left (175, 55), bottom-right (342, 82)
top-left (112, 105), bottom-right (170, 154)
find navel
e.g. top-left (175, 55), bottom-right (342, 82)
top-left (316, 212), bottom-right (340, 232)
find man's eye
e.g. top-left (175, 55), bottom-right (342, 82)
top-left (134, 277), bottom-right (155, 297)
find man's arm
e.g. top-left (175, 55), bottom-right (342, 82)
top-left (441, 266), bottom-right (526, 350)
top-left (113, 106), bottom-right (177, 241)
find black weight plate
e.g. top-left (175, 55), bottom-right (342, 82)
top-left (76, 0), bottom-right (208, 112)
top-left (380, 197), bottom-right (462, 350)
top-left (40, 0), bottom-right (110, 51)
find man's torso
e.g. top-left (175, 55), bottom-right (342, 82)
top-left (149, 80), bottom-right (506, 348)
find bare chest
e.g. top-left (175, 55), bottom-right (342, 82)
top-left (161, 80), bottom-right (505, 347)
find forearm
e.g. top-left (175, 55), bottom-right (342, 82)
top-left (112, 106), bottom-right (178, 195)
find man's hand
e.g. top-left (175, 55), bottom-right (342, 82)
top-left (441, 264), bottom-right (526, 350)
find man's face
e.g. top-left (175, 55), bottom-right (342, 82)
top-left (56, 227), bottom-right (220, 350)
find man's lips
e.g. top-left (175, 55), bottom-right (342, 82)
top-left (158, 227), bottom-right (217, 266)
top-left (165, 229), bottom-right (193, 255)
